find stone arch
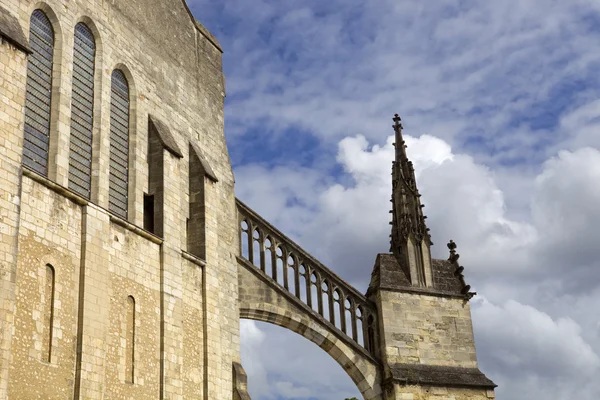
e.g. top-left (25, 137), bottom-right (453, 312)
top-left (240, 302), bottom-right (382, 400)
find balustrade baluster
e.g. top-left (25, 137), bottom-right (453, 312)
top-left (305, 267), bottom-right (312, 307)
top-left (340, 293), bottom-right (347, 334)
top-left (259, 232), bottom-right (266, 272)
top-left (270, 240), bottom-right (277, 277)
top-left (273, 246), bottom-right (281, 282)
top-left (351, 304), bottom-right (358, 342)
top-left (283, 251), bottom-right (289, 290)
top-left (294, 263), bottom-right (302, 299)
top-left (328, 284), bottom-right (336, 326)
top-left (247, 222), bottom-right (254, 264)
top-left (317, 276), bottom-right (323, 316)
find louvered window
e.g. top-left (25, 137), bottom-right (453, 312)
top-left (22, 10), bottom-right (54, 176)
top-left (68, 23), bottom-right (96, 199)
top-left (109, 70), bottom-right (130, 219)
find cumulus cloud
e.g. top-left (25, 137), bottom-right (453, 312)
top-left (472, 297), bottom-right (600, 378)
top-left (533, 148), bottom-right (600, 273)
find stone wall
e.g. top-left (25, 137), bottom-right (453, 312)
top-left (377, 291), bottom-right (478, 368)
top-left (393, 384), bottom-right (495, 400)
top-left (0, 0), bottom-right (240, 398)
top-left (0, 30), bottom-right (29, 399)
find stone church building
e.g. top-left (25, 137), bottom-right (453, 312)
top-left (0, 0), bottom-right (495, 398)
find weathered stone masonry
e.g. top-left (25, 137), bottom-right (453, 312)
top-left (0, 1), bottom-right (496, 399)
top-left (1, 0), bottom-right (238, 398)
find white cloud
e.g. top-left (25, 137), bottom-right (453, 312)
top-left (472, 297), bottom-right (600, 377)
top-left (533, 147), bottom-right (600, 272)
top-left (472, 297), bottom-right (600, 400)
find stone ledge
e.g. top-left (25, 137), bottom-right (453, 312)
top-left (0, 6), bottom-right (31, 54)
top-left (182, 250), bottom-right (206, 267)
top-left (109, 215), bottom-right (163, 245)
top-left (388, 363), bottom-right (497, 389)
top-left (23, 167), bottom-right (163, 245)
top-left (377, 285), bottom-right (468, 300)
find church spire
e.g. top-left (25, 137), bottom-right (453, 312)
top-left (389, 114), bottom-right (433, 286)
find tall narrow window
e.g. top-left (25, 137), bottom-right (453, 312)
top-left (42, 264), bottom-right (55, 363)
top-left (125, 296), bottom-right (135, 383)
top-left (23, 10), bottom-right (54, 175)
top-left (68, 23), bottom-right (96, 199)
top-left (109, 70), bottom-right (130, 219)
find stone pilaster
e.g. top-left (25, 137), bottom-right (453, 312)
top-left (0, 15), bottom-right (29, 398)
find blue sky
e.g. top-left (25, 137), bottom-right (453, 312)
top-left (189, 1), bottom-right (600, 399)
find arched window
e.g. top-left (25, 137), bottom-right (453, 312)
top-left (109, 70), bottom-right (130, 219)
top-left (68, 23), bottom-right (96, 199)
top-left (125, 295), bottom-right (135, 383)
top-left (43, 264), bottom-right (55, 363)
top-left (22, 10), bottom-right (55, 176)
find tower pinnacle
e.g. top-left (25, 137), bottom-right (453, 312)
top-left (389, 114), bottom-right (433, 286)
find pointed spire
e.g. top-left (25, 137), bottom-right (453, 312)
top-left (389, 114), bottom-right (432, 286)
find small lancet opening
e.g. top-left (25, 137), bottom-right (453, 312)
top-left (42, 264), bottom-right (55, 363)
top-left (125, 296), bottom-right (135, 383)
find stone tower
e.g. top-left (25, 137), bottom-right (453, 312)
top-left (366, 115), bottom-right (496, 399)
top-left (0, 1), bottom-right (240, 398)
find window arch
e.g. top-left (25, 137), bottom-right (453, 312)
top-left (109, 69), bottom-right (130, 219)
top-left (22, 10), bottom-right (55, 176)
top-left (68, 22), bottom-right (96, 199)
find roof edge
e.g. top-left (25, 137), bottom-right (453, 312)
top-left (180, 0), bottom-right (223, 53)
top-left (388, 363), bottom-right (497, 390)
top-left (148, 115), bottom-right (184, 158)
top-left (0, 6), bottom-right (32, 54)
top-left (190, 141), bottom-right (219, 182)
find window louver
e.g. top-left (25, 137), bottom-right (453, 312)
top-left (68, 23), bottom-right (96, 199)
top-left (23, 10), bottom-right (54, 176)
top-left (109, 70), bottom-right (130, 219)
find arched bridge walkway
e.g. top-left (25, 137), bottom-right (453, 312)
top-left (236, 199), bottom-right (383, 400)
